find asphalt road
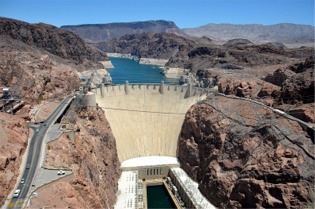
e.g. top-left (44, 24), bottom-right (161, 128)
top-left (6, 96), bottom-right (73, 209)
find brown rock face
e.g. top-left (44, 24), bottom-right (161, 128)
top-left (279, 68), bottom-right (314, 105)
top-left (0, 17), bottom-right (110, 103)
top-left (217, 74), bottom-right (281, 106)
top-left (178, 96), bottom-right (314, 208)
top-left (264, 68), bottom-right (295, 87)
top-left (0, 113), bottom-right (29, 206)
top-left (35, 107), bottom-right (121, 208)
top-left (287, 103), bottom-right (315, 123)
top-left (70, 107), bottom-right (121, 208)
top-left (263, 56), bottom-right (315, 105)
top-left (0, 17), bottom-right (107, 63)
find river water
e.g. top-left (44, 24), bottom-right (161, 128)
top-left (107, 57), bottom-right (178, 84)
top-left (147, 185), bottom-right (176, 209)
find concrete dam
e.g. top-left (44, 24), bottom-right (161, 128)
top-left (95, 82), bottom-right (208, 163)
top-left (94, 82), bottom-right (215, 209)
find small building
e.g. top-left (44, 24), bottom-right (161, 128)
top-left (2, 88), bottom-right (10, 96)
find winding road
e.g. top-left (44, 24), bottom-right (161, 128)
top-left (6, 96), bottom-right (73, 209)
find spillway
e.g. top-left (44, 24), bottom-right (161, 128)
top-left (96, 83), bottom-right (208, 163)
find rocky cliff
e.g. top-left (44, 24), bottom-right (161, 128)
top-left (178, 96), bottom-right (314, 208)
top-left (0, 112), bottom-right (29, 206)
top-left (0, 17), bottom-right (108, 63)
top-left (61, 20), bottom-right (181, 42)
top-left (0, 17), bottom-right (109, 102)
top-left (27, 107), bottom-right (121, 208)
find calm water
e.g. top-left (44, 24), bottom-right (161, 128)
top-left (147, 185), bottom-right (176, 209)
top-left (108, 57), bottom-right (178, 84)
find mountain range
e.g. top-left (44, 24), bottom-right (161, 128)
top-left (61, 20), bottom-right (180, 42)
top-left (182, 23), bottom-right (315, 44)
top-left (61, 20), bottom-right (314, 45)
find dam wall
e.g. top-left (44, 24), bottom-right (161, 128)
top-left (96, 83), bottom-right (208, 162)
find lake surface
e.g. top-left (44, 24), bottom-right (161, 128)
top-left (108, 57), bottom-right (178, 84)
top-left (147, 185), bottom-right (176, 209)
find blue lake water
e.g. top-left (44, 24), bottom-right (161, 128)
top-left (107, 57), bottom-right (178, 84)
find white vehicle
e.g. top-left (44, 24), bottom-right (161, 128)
top-left (13, 189), bottom-right (20, 198)
top-left (57, 170), bottom-right (65, 175)
top-left (20, 178), bottom-right (25, 184)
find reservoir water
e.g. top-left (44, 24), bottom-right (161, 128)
top-left (108, 57), bottom-right (178, 84)
top-left (147, 185), bottom-right (176, 209)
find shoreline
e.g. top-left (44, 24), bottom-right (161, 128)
top-left (106, 52), bottom-right (169, 67)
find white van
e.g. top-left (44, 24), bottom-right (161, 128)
top-left (13, 189), bottom-right (20, 198)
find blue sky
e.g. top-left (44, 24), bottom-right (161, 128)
top-left (0, 0), bottom-right (314, 28)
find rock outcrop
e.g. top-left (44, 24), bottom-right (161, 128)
top-left (217, 74), bottom-right (281, 106)
top-left (276, 56), bottom-right (315, 105)
top-left (263, 56), bottom-right (315, 121)
top-left (178, 96), bottom-right (315, 208)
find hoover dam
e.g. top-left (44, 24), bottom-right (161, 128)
top-left (95, 82), bottom-right (215, 209)
top-left (96, 82), bottom-right (209, 162)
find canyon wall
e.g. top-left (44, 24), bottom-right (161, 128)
top-left (27, 107), bottom-right (121, 209)
top-left (178, 96), bottom-right (314, 208)
top-left (0, 113), bottom-right (29, 206)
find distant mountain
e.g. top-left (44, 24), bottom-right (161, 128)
top-left (182, 23), bottom-right (315, 44)
top-left (96, 32), bottom-right (196, 60)
top-left (61, 20), bottom-right (181, 42)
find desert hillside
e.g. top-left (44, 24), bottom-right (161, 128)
top-left (0, 17), bottom-right (109, 102)
top-left (182, 23), bottom-right (314, 45)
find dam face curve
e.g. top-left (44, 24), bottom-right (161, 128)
top-left (96, 83), bottom-right (208, 163)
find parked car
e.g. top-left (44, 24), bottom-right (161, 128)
top-left (20, 178), bottom-right (25, 184)
top-left (26, 163), bottom-right (30, 169)
top-left (57, 170), bottom-right (65, 175)
top-left (13, 189), bottom-right (20, 198)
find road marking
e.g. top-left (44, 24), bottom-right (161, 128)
top-left (17, 202), bottom-right (24, 206)
top-left (7, 203), bottom-right (15, 207)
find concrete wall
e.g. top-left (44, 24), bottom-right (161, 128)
top-left (96, 83), bottom-right (208, 162)
top-left (169, 168), bottom-right (216, 209)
